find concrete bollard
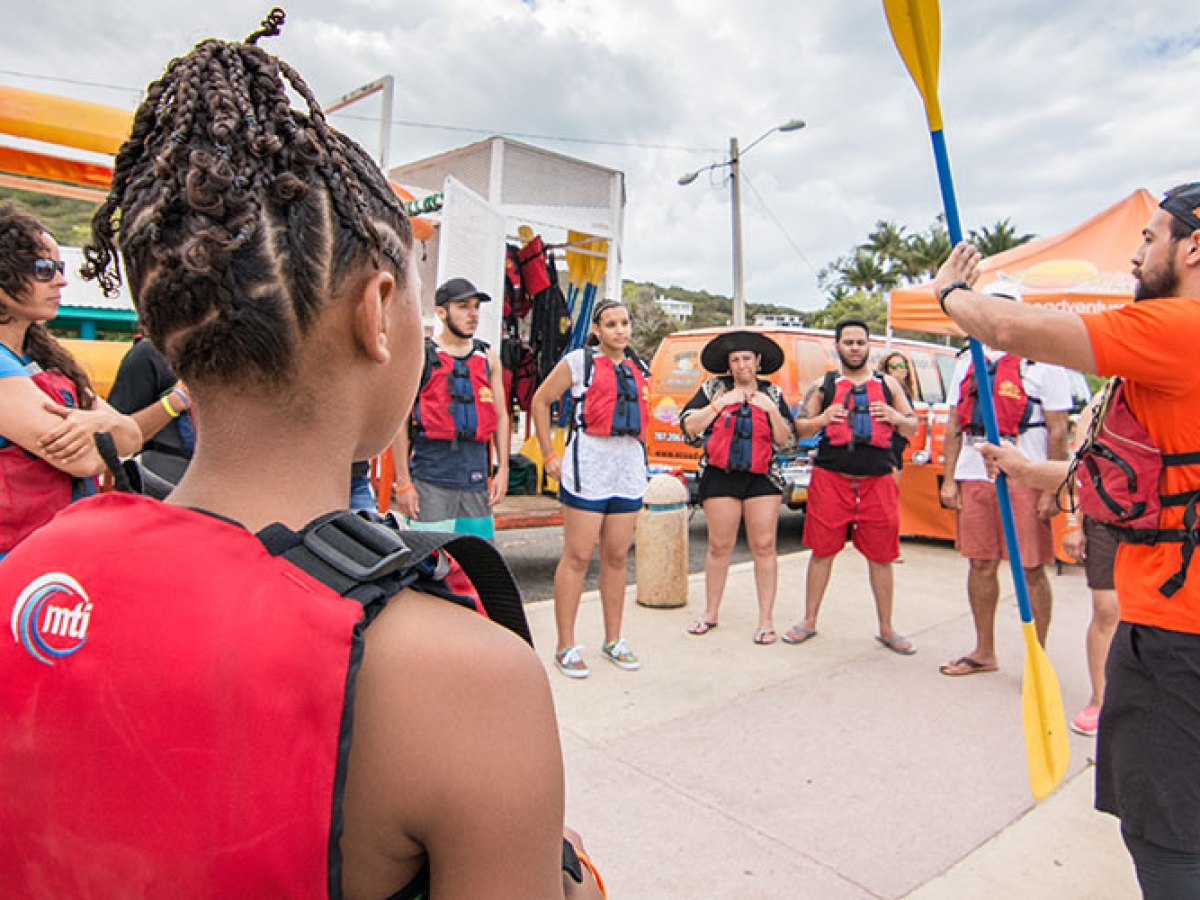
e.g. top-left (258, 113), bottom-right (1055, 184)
top-left (636, 473), bottom-right (690, 608)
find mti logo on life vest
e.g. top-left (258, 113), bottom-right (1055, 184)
top-left (9, 573), bottom-right (93, 666)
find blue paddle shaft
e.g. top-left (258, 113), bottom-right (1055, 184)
top-left (930, 128), bottom-right (1035, 626)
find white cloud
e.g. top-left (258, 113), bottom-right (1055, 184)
top-left (3, 0), bottom-right (1198, 311)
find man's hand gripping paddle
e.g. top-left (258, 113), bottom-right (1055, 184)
top-left (883, 0), bottom-right (1069, 800)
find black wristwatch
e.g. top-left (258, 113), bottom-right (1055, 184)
top-left (562, 838), bottom-right (583, 884)
top-left (937, 280), bottom-right (970, 314)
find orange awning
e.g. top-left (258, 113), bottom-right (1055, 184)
top-left (0, 86), bottom-right (133, 156)
top-left (0, 145), bottom-right (113, 189)
top-left (889, 189), bottom-right (1157, 335)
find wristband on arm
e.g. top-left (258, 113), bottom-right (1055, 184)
top-left (937, 281), bottom-right (970, 314)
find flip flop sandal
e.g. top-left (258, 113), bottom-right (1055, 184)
top-left (753, 629), bottom-right (777, 645)
top-left (876, 634), bottom-right (917, 656)
top-left (687, 619), bottom-right (718, 636)
top-left (938, 656), bottom-right (998, 676)
top-left (781, 626), bottom-right (818, 645)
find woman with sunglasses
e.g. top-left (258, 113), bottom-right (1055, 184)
top-left (877, 351), bottom-right (919, 483)
top-left (0, 202), bottom-right (140, 560)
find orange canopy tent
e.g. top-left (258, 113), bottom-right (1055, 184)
top-left (0, 85), bottom-right (435, 239)
top-left (889, 188), bottom-right (1156, 336)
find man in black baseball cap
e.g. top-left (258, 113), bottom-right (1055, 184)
top-left (435, 276), bottom-right (492, 307)
top-left (393, 276), bottom-right (508, 539)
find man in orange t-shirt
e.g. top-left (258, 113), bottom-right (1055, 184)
top-left (933, 182), bottom-right (1200, 897)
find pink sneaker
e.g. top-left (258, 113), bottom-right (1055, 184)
top-left (1071, 705), bottom-right (1101, 737)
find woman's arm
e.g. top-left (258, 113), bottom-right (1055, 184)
top-left (0, 377), bottom-right (105, 477)
top-left (37, 396), bottom-right (143, 461)
top-left (530, 359), bottom-right (575, 482)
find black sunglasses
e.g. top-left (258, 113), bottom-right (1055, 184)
top-left (32, 258), bottom-right (66, 282)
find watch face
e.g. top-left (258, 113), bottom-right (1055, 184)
top-left (561, 838), bottom-right (583, 883)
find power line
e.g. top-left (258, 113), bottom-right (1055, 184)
top-left (0, 69), bottom-right (142, 97)
top-left (0, 68), bottom-right (720, 154)
top-left (741, 174), bottom-right (822, 285)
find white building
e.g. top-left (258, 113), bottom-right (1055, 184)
top-left (754, 313), bottom-right (807, 328)
top-left (656, 296), bottom-right (693, 322)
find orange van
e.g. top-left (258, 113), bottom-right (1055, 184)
top-left (646, 326), bottom-right (962, 537)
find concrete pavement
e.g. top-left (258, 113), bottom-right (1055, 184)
top-left (526, 540), bottom-right (1139, 898)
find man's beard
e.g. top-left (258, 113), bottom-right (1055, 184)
top-left (838, 351), bottom-right (867, 371)
top-left (1134, 254), bottom-right (1179, 302)
top-left (444, 317), bottom-right (475, 339)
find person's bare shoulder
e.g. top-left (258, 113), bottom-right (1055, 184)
top-left (341, 587), bottom-right (565, 898)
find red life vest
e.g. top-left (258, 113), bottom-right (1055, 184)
top-left (957, 354), bottom-right (1042, 438)
top-left (0, 367), bottom-right (84, 553)
top-left (0, 492), bottom-right (528, 898)
top-left (822, 373), bottom-right (894, 449)
top-left (516, 235), bottom-right (551, 297)
top-left (412, 338), bottom-right (498, 443)
top-left (576, 348), bottom-right (650, 440)
top-left (706, 403), bottom-right (773, 474)
top-left (1069, 378), bottom-right (1200, 598)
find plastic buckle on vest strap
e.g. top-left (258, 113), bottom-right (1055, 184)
top-left (302, 512), bottom-right (414, 582)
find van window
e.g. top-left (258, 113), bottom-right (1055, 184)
top-left (909, 351), bottom-right (945, 403)
top-left (934, 352), bottom-right (960, 404)
top-left (791, 338), bottom-right (833, 414)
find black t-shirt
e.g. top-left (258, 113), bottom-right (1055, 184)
top-left (108, 339), bottom-right (192, 460)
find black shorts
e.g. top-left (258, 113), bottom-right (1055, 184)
top-left (698, 466), bottom-right (781, 502)
top-left (1083, 516), bottom-right (1119, 591)
top-left (1096, 622), bottom-right (1200, 852)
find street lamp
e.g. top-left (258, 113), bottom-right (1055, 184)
top-left (678, 118), bottom-right (805, 326)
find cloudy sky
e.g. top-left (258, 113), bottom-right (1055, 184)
top-left (3, 0), bottom-right (1198, 310)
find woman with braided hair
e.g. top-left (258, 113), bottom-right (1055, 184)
top-left (0, 202), bottom-right (141, 560)
top-left (0, 14), bottom-right (603, 900)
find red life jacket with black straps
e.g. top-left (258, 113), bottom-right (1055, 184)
top-left (0, 363), bottom-right (90, 553)
top-left (821, 371), bottom-right (895, 450)
top-left (564, 347), bottom-right (650, 493)
top-left (705, 390), bottom-right (774, 475)
top-left (412, 337), bottom-right (498, 444)
top-left (574, 347), bottom-right (650, 441)
top-left (1067, 377), bottom-right (1200, 598)
top-left (957, 354), bottom-right (1042, 438)
top-left (0, 492), bottom-right (528, 899)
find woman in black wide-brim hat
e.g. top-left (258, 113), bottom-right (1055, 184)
top-left (678, 330), bottom-right (794, 645)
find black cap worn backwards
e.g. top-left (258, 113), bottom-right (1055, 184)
top-left (1161, 183), bottom-right (1200, 233)
top-left (435, 277), bottom-right (492, 306)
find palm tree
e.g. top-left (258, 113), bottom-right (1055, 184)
top-left (968, 218), bottom-right (1035, 257)
top-left (838, 248), bottom-right (901, 294)
top-left (899, 223), bottom-right (951, 282)
top-left (860, 219), bottom-right (908, 262)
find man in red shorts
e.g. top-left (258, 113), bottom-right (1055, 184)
top-left (937, 284), bottom-right (1072, 677)
top-left (934, 183), bottom-right (1200, 895)
top-left (783, 318), bottom-right (919, 653)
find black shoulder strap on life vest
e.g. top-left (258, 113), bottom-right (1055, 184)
top-left (419, 337), bottom-right (440, 390)
top-left (257, 510), bottom-right (532, 646)
top-left (819, 370), bottom-right (838, 410)
top-left (623, 346), bottom-right (651, 378)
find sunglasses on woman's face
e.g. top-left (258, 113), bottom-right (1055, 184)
top-left (887, 362), bottom-right (908, 371)
top-left (32, 258), bottom-right (66, 282)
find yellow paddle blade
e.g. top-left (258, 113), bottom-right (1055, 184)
top-left (882, 0), bottom-right (944, 130)
top-left (1020, 622), bottom-right (1070, 800)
